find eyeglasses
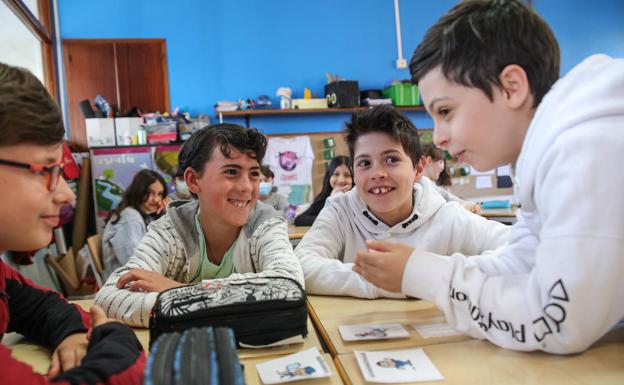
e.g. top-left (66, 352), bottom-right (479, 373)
top-left (0, 158), bottom-right (65, 192)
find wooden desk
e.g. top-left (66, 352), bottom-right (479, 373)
top-left (336, 327), bottom-right (624, 385)
top-left (307, 296), bottom-right (470, 356)
top-left (7, 299), bottom-right (325, 373)
top-left (242, 353), bottom-right (344, 385)
top-left (288, 225), bottom-right (311, 240)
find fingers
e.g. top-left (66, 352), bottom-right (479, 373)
top-left (48, 351), bottom-right (61, 377)
top-left (127, 279), bottom-right (152, 292)
top-left (117, 269), bottom-right (142, 288)
top-left (90, 305), bottom-right (108, 328)
top-left (365, 239), bottom-right (394, 252)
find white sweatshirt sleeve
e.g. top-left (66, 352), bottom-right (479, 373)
top-left (95, 220), bottom-right (178, 327)
top-left (296, 207), bottom-right (404, 299)
top-left (402, 129), bottom-right (624, 354)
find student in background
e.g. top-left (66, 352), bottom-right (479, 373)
top-left (294, 155), bottom-right (354, 226)
top-left (0, 62), bottom-right (144, 384)
top-left (95, 123), bottom-right (303, 326)
top-left (296, 106), bottom-right (508, 298)
top-left (169, 165), bottom-right (192, 201)
top-left (259, 165), bottom-right (289, 213)
top-left (422, 143), bottom-right (481, 214)
top-left (102, 169), bottom-right (170, 279)
top-left (355, 0), bottom-right (624, 353)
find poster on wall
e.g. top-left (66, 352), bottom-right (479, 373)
top-left (265, 136), bottom-right (315, 205)
top-left (90, 145), bottom-right (182, 233)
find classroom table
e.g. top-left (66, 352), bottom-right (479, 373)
top-left (242, 353), bottom-right (344, 385)
top-left (480, 206), bottom-right (517, 225)
top-left (6, 299), bottom-right (325, 373)
top-left (307, 295), bottom-right (471, 357)
top-left (288, 225), bottom-right (311, 240)
top-left (335, 325), bottom-right (624, 385)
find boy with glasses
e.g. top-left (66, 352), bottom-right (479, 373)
top-left (0, 62), bottom-right (145, 384)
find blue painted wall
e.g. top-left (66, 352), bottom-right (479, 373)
top-left (58, 0), bottom-right (624, 135)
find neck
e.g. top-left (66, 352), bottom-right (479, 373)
top-left (199, 210), bottom-right (240, 263)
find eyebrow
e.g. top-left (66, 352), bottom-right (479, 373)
top-left (427, 97), bottom-right (449, 113)
top-left (354, 149), bottom-right (402, 161)
top-left (221, 164), bottom-right (260, 170)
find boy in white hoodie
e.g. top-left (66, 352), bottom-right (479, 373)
top-left (295, 106), bottom-right (509, 298)
top-left (354, 0), bottom-right (624, 354)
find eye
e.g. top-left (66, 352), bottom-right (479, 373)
top-left (385, 156), bottom-right (400, 164)
top-left (356, 159), bottom-right (370, 168)
top-left (438, 107), bottom-right (451, 118)
top-left (250, 170), bottom-right (260, 178)
top-left (224, 168), bottom-right (238, 175)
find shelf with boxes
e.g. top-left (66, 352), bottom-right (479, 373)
top-left (217, 106), bottom-right (426, 128)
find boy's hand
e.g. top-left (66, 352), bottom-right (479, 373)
top-left (117, 268), bottom-right (183, 292)
top-left (47, 331), bottom-right (88, 377)
top-left (353, 240), bottom-right (413, 293)
top-left (48, 306), bottom-right (115, 377)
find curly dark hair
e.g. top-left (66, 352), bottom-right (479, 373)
top-left (178, 123), bottom-right (267, 198)
top-left (107, 169), bottom-right (168, 226)
top-left (0, 62), bottom-right (64, 146)
top-left (409, 0), bottom-right (560, 107)
top-left (344, 105), bottom-right (422, 166)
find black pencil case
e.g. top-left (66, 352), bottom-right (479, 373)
top-left (149, 276), bottom-right (308, 348)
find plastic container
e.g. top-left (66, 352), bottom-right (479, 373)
top-left (382, 83), bottom-right (420, 106)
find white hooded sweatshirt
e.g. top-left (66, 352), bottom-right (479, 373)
top-left (404, 55), bottom-right (624, 354)
top-left (295, 177), bottom-right (509, 298)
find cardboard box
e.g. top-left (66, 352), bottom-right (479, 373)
top-left (85, 118), bottom-right (116, 147)
top-left (114, 117), bottom-right (143, 145)
top-left (291, 98), bottom-right (328, 109)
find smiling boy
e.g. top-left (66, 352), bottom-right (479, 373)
top-left (0, 62), bottom-right (144, 384)
top-left (95, 123), bottom-right (304, 326)
top-left (354, 0), bottom-right (624, 353)
top-left (295, 106), bottom-right (508, 298)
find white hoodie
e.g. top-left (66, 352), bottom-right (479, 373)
top-left (404, 55), bottom-right (624, 354)
top-left (295, 177), bottom-right (509, 298)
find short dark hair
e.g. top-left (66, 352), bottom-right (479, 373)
top-left (409, 0), bottom-right (560, 107)
top-left (0, 62), bottom-right (65, 146)
top-left (260, 165), bottom-right (274, 179)
top-left (344, 106), bottom-right (422, 166)
top-left (178, 123), bottom-right (267, 176)
top-left (107, 169), bottom-right (168, 226)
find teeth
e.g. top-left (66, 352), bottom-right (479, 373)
top-left (371, 187), bottom-right (392, 194)
top-left (228, 199), bottom-right (247, 208)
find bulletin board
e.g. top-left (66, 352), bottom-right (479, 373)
top-left (267, 132), bottom-right (349, 198)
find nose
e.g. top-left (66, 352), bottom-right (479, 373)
top-left (53, 176), bottom-right (75, 206)
top-left (370, 162), bottom-right (387, 180)
top-left (239, 174), bottom-right (253, 193)
top-left (433, 125), bottom-right (450, 149)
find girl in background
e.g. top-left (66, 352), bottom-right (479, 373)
top-left (102, 169), bottom-right (170, 278)
top-left (422, 143), bottom-right (480, 214)
top-left (294, 155), bottom-right (354, 226)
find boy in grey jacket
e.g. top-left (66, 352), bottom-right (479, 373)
top-left (96, 123), bottom-right (304, 326)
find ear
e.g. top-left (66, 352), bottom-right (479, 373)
top-left (414, 157), bottom-right (425, 183)
top-left (184, 168), bottom-right (201, 194)
top-left (499, 64), bottom-right (532, 110)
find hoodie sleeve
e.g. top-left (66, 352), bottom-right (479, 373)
top-left (95, 219), bottom-right (177, 327)
top-left (108, 210), bottom-right (147, 268)
top-left (295, 207), bottom-right (404, 299)
top-left (402, 126), bottom-right (624, 354)
top-left (1, 323), bottom-right (145, 385)
top-left (221, 217), bottom-right (305, 287)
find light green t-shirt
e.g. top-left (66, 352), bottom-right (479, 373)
top-left (190, 210), bottom-right (236, 282)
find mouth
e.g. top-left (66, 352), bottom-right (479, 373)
top-left (367, 186), bottom-right (396, 195)
top-left (41, 215), bottom-right (60, 227)
top-left (452, 150), bottom-right (466, 162)
top-left (228, 198), bottom-right (250, 208)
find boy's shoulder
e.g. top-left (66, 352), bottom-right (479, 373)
top-left (244, 200), bottom-right (286, 237)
